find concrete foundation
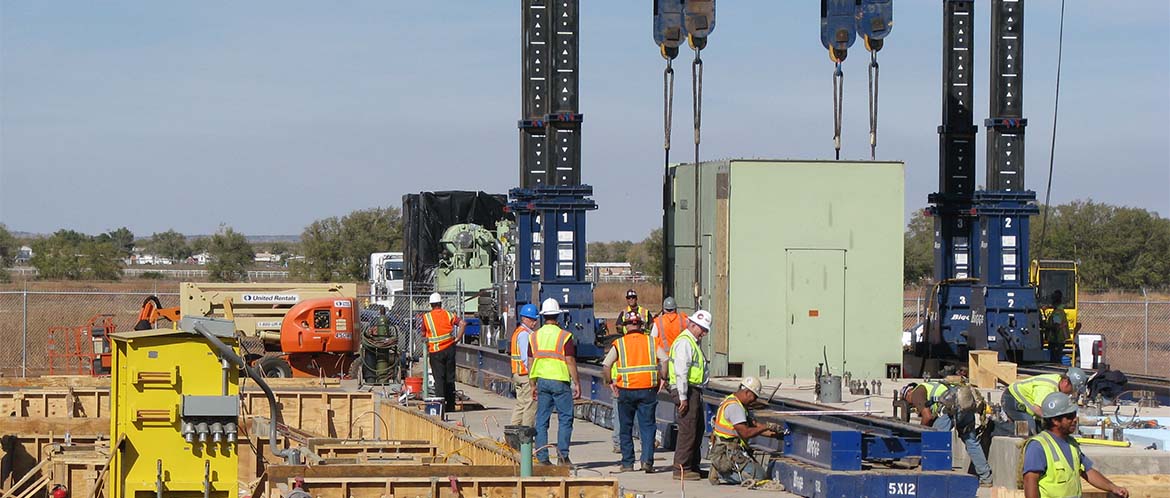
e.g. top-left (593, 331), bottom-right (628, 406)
top-left (989, 435), bottom-right (1170, 489)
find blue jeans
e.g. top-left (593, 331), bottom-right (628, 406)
top-left (617, 387), bottom-right (658, 467)
top-left (934, 413), bottom-right (992, 483)
top-left (535, 378), bottom-right (574, 462)
top-left (998, 390), bottom-right (1039, 436)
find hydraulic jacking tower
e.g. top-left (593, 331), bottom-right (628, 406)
top-left (926, 0), bottom-right (1042, 368)
top-left (511, 0), bottom-right (603, 358)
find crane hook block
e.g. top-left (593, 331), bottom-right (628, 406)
top-left (683, 0), bottom-right (715, 50)
top-left (821, 0), bottom-right (857, 61)
top-left (857, 0), bottom-right (894, 52)
top-left (654, 0), bottom-right (686, 60)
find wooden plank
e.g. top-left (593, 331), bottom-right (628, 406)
top-left (266, 476), bottom-right (614, 498)
top-left (266, 464), bottom-right (568, 480)
top-left (969, 350), bottom-right (1017, 388)
top-left (0, 417), bottom-right (109, 435)
top-left (992, 475), bottom-right (1170, 498)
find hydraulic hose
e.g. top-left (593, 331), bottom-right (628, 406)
top-left (192, 322), bottom-right (301, 464)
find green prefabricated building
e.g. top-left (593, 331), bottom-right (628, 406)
top-left (667, 159), bottom-right (904, 379)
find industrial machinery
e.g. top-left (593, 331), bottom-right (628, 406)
top-left (108, 321), bottom-right (240, 497)
top-left (178, 282), bottom-right (360, 378)
top-left (916, 0), bottom-right (1045, 373)
top-left (46, 296), bottom-right (181, 376)
top-left (368, 251), bottom-right (404, 309)
top-left (1031, 259), bottom-right (1082, 361)
top-left (434, 221), bottom-right (516, 344)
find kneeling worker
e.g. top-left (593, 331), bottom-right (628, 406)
top-left (1022, 393), bottom-right (1129, 498)
top-left (709, 377), bottom-right (782, 485)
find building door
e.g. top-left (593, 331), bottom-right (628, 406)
top-left (786, 249), bottom-right (847, 375)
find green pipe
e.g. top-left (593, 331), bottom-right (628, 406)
top-left (520, 440), bottom-right (533, 477)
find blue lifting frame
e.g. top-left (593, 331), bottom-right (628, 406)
top-left (453, 344), bottom-right (978, 497)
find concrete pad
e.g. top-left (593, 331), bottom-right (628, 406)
top-left (988, 435), bottom-right (1170, 489)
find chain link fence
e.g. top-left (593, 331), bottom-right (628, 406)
top-left (2, 290), bottom-right (1164, 377)
top-left (0, 283), bottom-right (487, 380)
top-left (901, 297), bottom-right (1170, 375)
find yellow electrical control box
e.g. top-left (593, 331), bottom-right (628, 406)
top-left (109, 327), bottom-right (239, 497)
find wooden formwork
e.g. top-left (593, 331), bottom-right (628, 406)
top-left (0, 388), bottom-right (110, 419)
top-left (265, 474), bottom-right (614, 498)
top-left (306, 438), bottom-right (438, 463)
top-left (3, 379), bottom-right (546, 495)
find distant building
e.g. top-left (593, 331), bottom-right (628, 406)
top-left (585, 262), bottom-right (637, 282)
top-left (253, 252), bottom-right (282, 263)
top-left (15, 246), bottom-right (33, 264)
top-left (189, 252), bottom-right (212, 265)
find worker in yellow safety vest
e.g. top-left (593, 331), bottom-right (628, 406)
top-left (651, 297), bottom-right (689, 353)
top-left (708, 377), bottom-right (782, 485)
top-left (616, 288), bottom-right (652, 336)
top-left (998, 367), bottom-right (1087, 436)
top-left (1021, 393), bottom-right (1129, 498)
top-left (906, 380), bottom-right (992, 486)
top-left (668, 309), bottom-right (712, 481)
top-left (420, 292), bottom-right (465, 413)
top-left (529, 298), bottom-right (581, 466)
top-left (509, 303), bottom-right (540, 427)
top-left (602, 314), bottom-right (666, 473)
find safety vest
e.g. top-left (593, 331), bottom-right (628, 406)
top-left (530, 324), bottom-right (572, 382)
top-left (1009, 374), bottom-right (1062, 416)
top-left (653, 311), bottom-right (689, 352)
top-left (1021, 431), bottom-right (1083, 498)
top-left (619, 305), bottom-right (651, 335)
top-left (921, 382), bottom-right (950, 416)
top-left (668, 331), bottom-right (706, 386)
top-left (613, 332), bottom-right (658, 389)
top-left (422, 309), bottom-right (456, 353)
top-left (510, 324), bottom-right (532, 376)
top-left (711, 394), bottom-right (746, 446)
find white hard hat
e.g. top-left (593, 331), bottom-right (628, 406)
top-left (689, 309), bottom-right (712, 330)
top-left (428, 292), bottom-right (442, 304)
top-left (740, 377), bottom-right (763, 397)
top-left (540, 298), bottom-right (563, 316)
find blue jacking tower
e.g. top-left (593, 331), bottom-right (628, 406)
top-left (926, 0), bottom-right (1042, 367)
top-left (512, 0), bottom-right (603, 359)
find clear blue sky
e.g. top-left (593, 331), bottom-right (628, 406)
top-left (2, 1), bottom-right (1167, 242)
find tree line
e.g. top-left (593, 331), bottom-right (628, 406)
top-left (905, 200), bottom-right (1170, 290)
top-left (3, 200), bottom-right (1165, 289)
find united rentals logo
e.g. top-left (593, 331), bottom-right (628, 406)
top-left (240, 293), bottom-right (299, 304)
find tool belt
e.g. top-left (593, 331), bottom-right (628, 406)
top-left (709, 436), bottom-right (753, 476)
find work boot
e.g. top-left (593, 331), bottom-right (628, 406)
top-left (672, 470), bottom-right (702, 481)
top-left (642, 462), bottom-right (655, 474)
top-left (617, 464), bottom-right (634, 473)
top-left (558, 455), bottom-right (574, 468)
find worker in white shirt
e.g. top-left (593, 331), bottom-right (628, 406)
top-left (668, 309), bottom-right (712, 481)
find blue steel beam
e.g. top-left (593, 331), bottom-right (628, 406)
top-left (454, 344), bottom-right (954, 471)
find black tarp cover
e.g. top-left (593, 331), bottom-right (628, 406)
top-left (402, 191), bottom-right (510, 283)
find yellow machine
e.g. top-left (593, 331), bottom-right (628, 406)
top-left (1030, 259), bottom-right (1080, 361)
top-left (108, 320), bottom-right (239, 497)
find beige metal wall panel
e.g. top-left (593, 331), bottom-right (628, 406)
top-left (669, 160), bottom-right (903, 379)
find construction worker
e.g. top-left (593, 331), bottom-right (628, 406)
top-left (998, 367), bottom-right (1087, 437)
top-left (529, 298), bottom-right (582, 466)
top-left (906, 380), bottom-right (992, 486)
top-left (669, 309), bottom-right (712, 481)
top-left (616, 289), bottom-right (651, 336)
top-left (421, 292), bottom-right (465, 413)
top-left (1021, 393), bottom-right (1130, 498)
top-left (650, 297), bottom-right (689, 353)
top-left (1042, 290), bottom-right (1072, 364)
top-left (509, 303), bottom-right (540, 427)
top-left (602, 312), bottom-right (666, 473)
top-left (708, 377), bottom-right (781, 485)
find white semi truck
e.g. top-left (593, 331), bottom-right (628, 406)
top-left (369, 251), bottom-right (404, 309)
